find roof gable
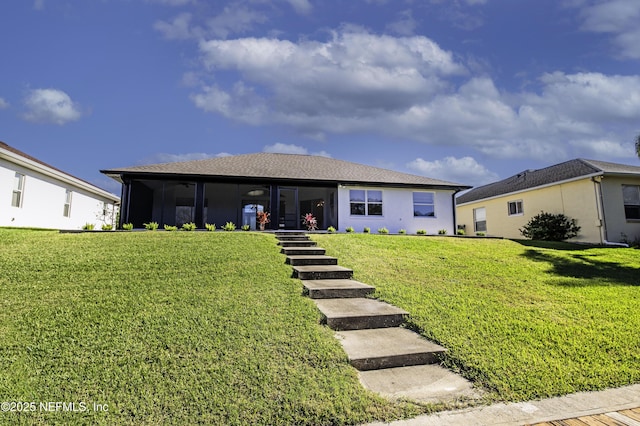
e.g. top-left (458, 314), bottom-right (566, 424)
top-left (456, 158), bottom-right (640, 204)
top-left (102, 152), bottom-right (470, 189)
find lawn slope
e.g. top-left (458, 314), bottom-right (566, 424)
top-left (313, 234), bottom-right (640, 402)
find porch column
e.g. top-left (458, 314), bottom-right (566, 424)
top-left (194, 181), bottom-right (205, 228)
top-left (270, 184), bottom-right (279, 230)
top-left (120, 178), bottom-right (131, 228)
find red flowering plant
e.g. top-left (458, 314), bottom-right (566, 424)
top-left (302, 213), bottom-right (317, 231)
top-left (256, 211), bottom-right (270, 225)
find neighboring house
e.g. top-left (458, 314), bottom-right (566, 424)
top-left (1, 141), bottom-right (120, 230)
top-left (101, 153), bottom-right (470, 233)
top-left (456, 158), bottom-right (640, 244)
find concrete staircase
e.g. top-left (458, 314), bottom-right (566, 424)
top-left (276, 231), bottom-right (481, 404)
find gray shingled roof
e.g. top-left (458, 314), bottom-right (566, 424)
top-left (102, 152), bottom-right (470, 189)
top-left (456, 158), bottom-right (640, 204)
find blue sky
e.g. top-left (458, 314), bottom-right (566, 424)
top-left (1, 0), bottom-right (639, 195)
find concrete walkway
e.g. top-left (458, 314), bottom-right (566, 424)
top-left (367, 383), bottom-right (640, 426)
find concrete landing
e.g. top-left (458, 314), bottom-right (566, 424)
top-left (293, 265), bottom-right (354, 280)
top-left (302, 279), bottom-right (375, 299)
top-left (359, 364), bottom-right (482, 405)
top-left (313, 298), bottom-right (407, 330)
top-left (286, 255), bottom-right (338, 266)
top-left (336, 327), bottom-right (447, 370)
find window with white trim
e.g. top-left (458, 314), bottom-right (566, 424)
top-left (474, 207), bottom-right (486, 232)
top-left (63, 190), bottom-right (72, 217)
top-left (349, 190), bottom-right (383, 216)
top-left (11, 173), bottom-right (25, 208)
top-left (508, 200), bottom-right (523, 216)
top-left (413, 192), bottom-right (435, 217)
top-left (622, 185), bottom-right (640, 220)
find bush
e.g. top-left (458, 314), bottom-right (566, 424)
top-left (327, 226), bottom-right (336, 233)
top-left (345, 226), bottom-right (355, 233)
top-left (241, 224), bottom-right (251, 231)
top-left (82, 223), bottom-right (95, 230)
top-left (363, 227), bottom-right (370, 233)
top-left (205, 223), bottom-right (216, 231)
top-left (101, 224), bottom-right (113, 231)
top-left (520, 212), bottom-right (580, 241)
top-left (182, 222), bottom-right (197, 231)
top-left (416, 229), bottom-right (426, 235)
top-left (456, 229), bottom-right (465, 236)
top-left (144, 222), bottom-right (159, 231)
top-left (438, 229), bottom-right (447, 235)
top-left (476, 232), bottom-right (486, 237)
top-left (377, 227), bottom-right (389, 234)
top-left (122, 223), bottom-right (133, 231)
top-left (164, 224), bottom-right (178, 231)
top-left (398, 229), bottom-right (407, 234)
top-left (223, 222), bottom-right (236, 232)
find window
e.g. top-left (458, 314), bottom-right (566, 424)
top-left (474, 207), bottom-right (486, 232)
top-left (349, 189), bottom-right (383, 216)
top-left (63, 190), bottom-right (72, 217)
top-left (508, 200), bottom-right (523, 216)
top-left (413, 192), bottom-right (435, 217)
top-left (11, 173), bottom-right (25, 207)
top-left (622, 185), bottom-right (640, 220)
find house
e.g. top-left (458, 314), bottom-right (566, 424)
top-left (456, 158), bottom-right (640, 244)
top-left (1, 141), bottom-right (120, 230)
top-left (101, 153), bottom-right (470, 233)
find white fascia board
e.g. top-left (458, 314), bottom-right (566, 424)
top-left (0, 148), bottom-right (120, 202)
top-left (456, 172), bottom-right (603, 207)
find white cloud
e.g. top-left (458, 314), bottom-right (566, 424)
top-left (154, 12), bottom-right (198, 40)
top-left (407, 156), bottom-right (499, 186)
top-left (22, 88), bottom-right (83, 125)
top-left (569, 139), bottom-right (634, 158)
top-left (575, 0), bottom-right (640, 59)
top-left (386, 10), bottom-right (417, 36)
top-left (263, 143), bottom-right (331, 157)
top-left (286, 0), bottom-right (312, 15)
top-left (0, 97), bottom-right (9, 109)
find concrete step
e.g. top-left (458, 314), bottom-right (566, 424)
top-left (335, 327), bottom-right (446, 370)
top-left (276, 235), bottom-right (311, 242)
top-left (281, 247), bottom-right (326, 256)
top-left (278, 240), bottom-right (318, 247)
top-left (302, 279), bottom-right (375, 299)
top-left (292, 265), bottom-right (353, 280)
top-left (358, 364), bottom-right (482, 404)
top-left (275, 231), bottom-right (307, 236)
top-left (286, 255), bottom-right (338, 266)
top-left (312, 298), bottom-right (407, 330)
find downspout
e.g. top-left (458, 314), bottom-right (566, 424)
top-left (452, 189), bottom-right (461, 233)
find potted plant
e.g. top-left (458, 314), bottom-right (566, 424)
top-left (302, 213), bottom-right (317, 231)
top-left (256, 211), bottom-right (270, 231)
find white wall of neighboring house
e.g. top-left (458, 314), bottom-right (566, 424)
top-left (1, 156), bottom-right (119, 230)
top-left (337, 185), bottom-right (457, 234)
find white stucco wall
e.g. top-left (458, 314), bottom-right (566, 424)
top-left (599, 176), bottom-right (640, 242)
top-left (1, 157), bottom-right (119, 230)
top-left (337, 185), bottom-right (457, 234)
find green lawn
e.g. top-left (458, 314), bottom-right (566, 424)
top-left (312, 234), bottom-right (640, 402)
top-left (2, 230), bottom-right (638, 425)
top-left (0, 230), bottom-right (421, 425)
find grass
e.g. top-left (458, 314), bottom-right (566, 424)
top-left (312, 234), bottom-right (640, 402)
top-left (0, 229), bottom-right (425, 425)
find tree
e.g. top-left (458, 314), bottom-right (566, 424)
top-left (636, 133), bottom-right (640, 159)
top-left (520, 212), bottom-right (581, 241)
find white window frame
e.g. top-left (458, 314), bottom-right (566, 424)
top-left (474, 207), bottom-right (487, 232)
top-left (63, 190), bottom-right (72, 217)
top-left (11, 172), bottom-right (25, 208)
top-left (622, 185), bottom-right (640, 221)
top-left (507, 200), bottom-right (523, 216)
top-left (413, 192), bottom-right (436, 218)
top-left (349, 189), bottom-right (383, 216)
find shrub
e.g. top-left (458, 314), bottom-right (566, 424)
top-left (241, 224), bottom-right (251, 231)
top-left (164, 224), bottom-right (178, 231)
top-left (182, 222), bottom-right (197, 231)
top-left (122, 223), bottom-right (133, 231)
top-left (377, 227), bottom-right (389, 234)
top-left (345, 226), bottom-right (355, 233)
top-left (223, 222), bottom-right (236, 232)
top-left (144, 222), bottom-right (159, 231)
top-left (101, 224), bottom-right (113, 231)
top-left (82, 223), bottom-right (95, 230)
top-left (205, 223), bottom-right (216, 232)
top-left (438, 229), bottom-right (447, 235)
top-left (327, 226), bottom-right (336, 233)
top-left (476, 232), bottom-right (486, 237)
top-left (456, 229), bottom-right (465, 236)
top-left (416, 229), bottom-right (426, 235)
top-left (363, 227), bottom-right (370, 233)
top-left (520, 212), bottom-right (580, 241)
top-left (398, 229), bottom-right (407, 234)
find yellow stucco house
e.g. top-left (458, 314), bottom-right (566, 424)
top-left (456, 159), bottom-right (640, 244)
